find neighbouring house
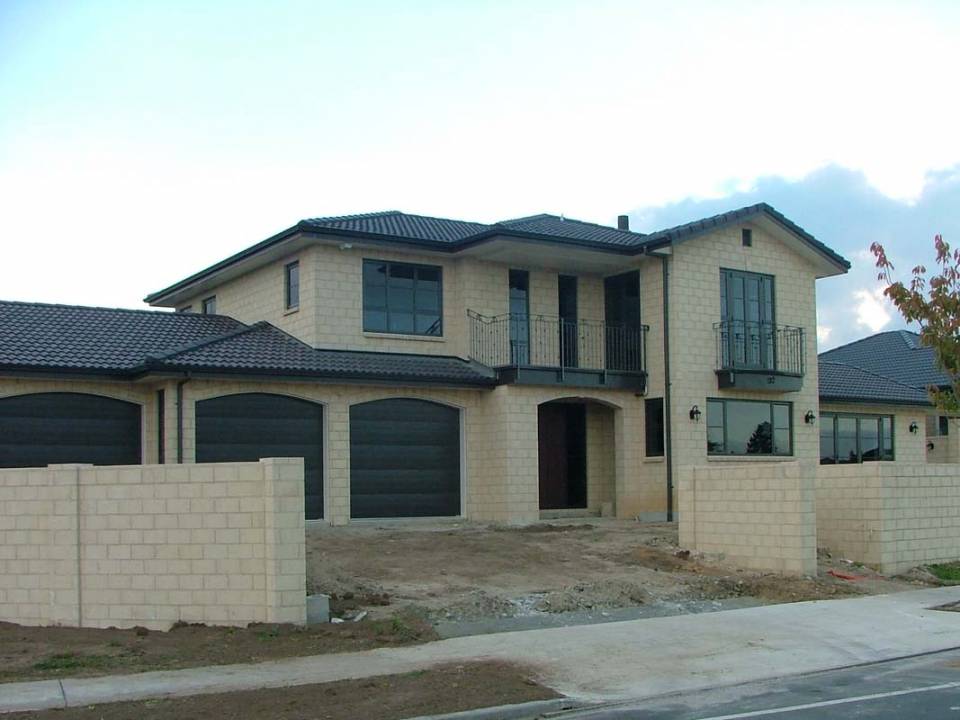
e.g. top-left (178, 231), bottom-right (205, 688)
top-left (818, 330), bottom-right (959, 465)
top-left (0, 203), bottom-right (851, 526)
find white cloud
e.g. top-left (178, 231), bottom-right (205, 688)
top-left (853, 288), bottom-right (892, 332)
top-left (817, 325), bottom-right (833, 345)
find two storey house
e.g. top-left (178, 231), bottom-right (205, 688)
top-left (0, 203), bottom-right (850, 524)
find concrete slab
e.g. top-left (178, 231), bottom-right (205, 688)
top-left (0, 679), bottom-right (63, 713)
top-left (5, 587), bottom-right (960, 713)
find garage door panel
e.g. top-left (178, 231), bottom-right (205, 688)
top-left (196, 394), bottom-right (324, 521)
top-left (0, 393), bottom-right (141, 468)
top-left (350, 399), bottom-right (460, 519)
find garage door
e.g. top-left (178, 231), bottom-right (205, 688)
top-left (195, 393), bottom-right (324, 520)
top-left (0, 392), bottom-right (141, 468)
top-left (350, 398), bottom-right (460, 518)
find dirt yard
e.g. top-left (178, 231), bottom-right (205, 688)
top-left (306, 519), bottom-right (930, 627)
top-left (8, 661), bottom-right (557, 720)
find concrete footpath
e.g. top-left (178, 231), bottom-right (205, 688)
top-left (4, 587), bottom-right (960, 713)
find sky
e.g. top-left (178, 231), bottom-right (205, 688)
top-left (1, 0), bottom-right (958, 350)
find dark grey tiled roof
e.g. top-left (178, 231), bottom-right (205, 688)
top-left (640, 203), bottom-right (851, 269)
top-left (818, 360), bottom-right (931, 405)
top-left (820, 330), bottom-right (951, 389)
top-left (156, 322), bottom-right (496, 386)
top-left (302, 211), bottom-right (490, 243)
top-left (0, 300), bottom-right (244, 373)
top-left (496, 214), bottom-right (644, 246)
top-left (0, 300), bottom-right (495, 387)
top-left (147, 203), bottom-right (848, 303)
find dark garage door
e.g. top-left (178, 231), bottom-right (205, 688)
top-left (350, 398), bottom-right (460, 518)
top-left (195, 393), bottom-right (324, 520)
top-left (0, 392), bottom-right (141, 468)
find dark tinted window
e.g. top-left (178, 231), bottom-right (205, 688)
top-left (706, 399), bottom-right (792, 456)
top-left (819, 413), bottom-right (894, 464)
top-left (362, 260), bottom-right (442, 336)
top-left (742, 228), bottom-right (753, 247)
top-left (201, 296), bottom-right (216, 315)
top-left (285, 261), bottom-right (300, 309)
top-left (645, 398), bottom-right (664, 457)
top-left (940, 416), bottom-right (950, 436)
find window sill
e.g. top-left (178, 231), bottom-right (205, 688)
top-left (363, 332), bottom-right (446, 343)
top-left (643, 456), bottom-right (665, 464)
top-left (283, 307), bottom-right (300, 316)
top-left (707, 455), bottom-right (795, 462)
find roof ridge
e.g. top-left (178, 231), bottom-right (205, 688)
top-left (148, 321), bottom-right (255, 362)
top-left (819, 329), bottom-right (913, 357)
top-left (306, 345), bottom-right (480, 364)
top-left (0, 299), bottom-right (202, 318)
top-left (305, 210), bottom-right (490, 228)
top-left (304, 210), bottom-right (403, 222)
top-left (497, 213), bottom-right (646, 238)
top-left (818, 358), bottom-right (933, 393)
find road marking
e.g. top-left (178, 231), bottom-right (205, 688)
top-left (695, 681), bottom-right (960, 719)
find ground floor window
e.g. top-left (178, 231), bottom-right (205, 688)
top-left (820, 412), bottom-right (894, 464)
top-left (707, 398), bottom-right (792, 456)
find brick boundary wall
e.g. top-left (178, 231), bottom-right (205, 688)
top-left (817, 463), bottom-right (960, 574)
top-left (678, 462), bottom-right (817, 576)
top-left (0, 458), bottom-right (305, 630)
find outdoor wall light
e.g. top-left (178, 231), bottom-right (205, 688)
top-left (910, 421), bottom-right (920, 434)
top-left (804, 410), bottom-right (816, 424)
top-left (689, 405), bottom-right (702, 422)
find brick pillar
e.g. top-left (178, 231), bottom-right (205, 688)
top-left (262, 458), bottom-right (306, 625)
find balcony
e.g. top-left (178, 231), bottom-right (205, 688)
top-left (714, 320), bottom-right (805, 392)
top-left (468, 311), bottom-right (648, 391)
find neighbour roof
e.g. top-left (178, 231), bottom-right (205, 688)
top-left (820, 330), bottom-right (951, 390)
top-left (145, 203), bottom-right (849, 303)
top-left (818, 360), bottom-right (932, 406)
top-left (0, 301), bottom-right (495, 387)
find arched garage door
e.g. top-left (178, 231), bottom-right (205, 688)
top-left (350, 398), bottom-right (460, 518)
top-left (195, 393), bottom-right (324, 520)
top-left (0, 392), bottom-right (141, 468)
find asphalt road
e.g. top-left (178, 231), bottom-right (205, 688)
top-left (557, 648), bottom-right (960, 719)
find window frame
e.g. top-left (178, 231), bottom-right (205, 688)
top-left (741, 228), bottom-right (753, 247)
top-left (819, 412), bottom-right (895, 464)
top-left (361, 259), bottom-right (443, 337)
top-left (706, 397), bottom-right (793, 457)
top-left (201, 296), bottom-right (217, 315)
top-left (284, 260), bottom-right (300, 311)
top-left (645, 397), bottom-right (665, 457)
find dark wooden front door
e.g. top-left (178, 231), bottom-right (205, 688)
top-left (538, 403), bottom-right (587, 510)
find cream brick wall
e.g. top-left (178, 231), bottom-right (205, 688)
top-left (0, 459), bottom-right (305, 630)
top-left (586, 403), bottom-right (615, 514)
top-left (819, 403), bottom-right (928, 465)
top-left (926, 417), bottom-right (960, 463)
top-left (678, 462), bottom-right (817, 575)
top-left (817, 463), bottom-right (960, 574)
top-left (665, 223), bottom-right (822, 478)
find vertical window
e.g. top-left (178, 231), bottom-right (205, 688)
top-left (939, 416), bottom-right (950, 436)
top-left (201, 296), bottom-right (216, 315)
top-left (285, 261), bottom-right (300, 310)
top-left (706, 399), bottom-right (792, 456)
top-left (362, 260), bottom-right (442, 336)
top-left (819, 413), bottom-right (895, 464)
top-left (645, 398), bottom-right (665, 457)
top-left (719, 269), bottom-right (775, 370)
top-left (741, 228), bottom-right (753, 247)
top-left (508, 269), bottom-right (530, 364)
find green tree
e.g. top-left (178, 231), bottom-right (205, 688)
top-left (871, 235), bottom-right (960, 413)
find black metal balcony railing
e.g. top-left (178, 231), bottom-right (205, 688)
top-left (714, 320), bottom-right (805, 376)
top-left (469, 311), bottom-right (648, 374)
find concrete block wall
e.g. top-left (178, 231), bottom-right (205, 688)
top-left (817, 463), bottom-right (960, 574)
top-left (0, 459), bottom-right (305, 630)
top-left (678, 462), bottom-right (817, 575)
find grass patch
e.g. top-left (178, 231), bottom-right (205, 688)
top-left (33, 653), bottom-right (113, 672)
top-left (928, 562), bottom-right (960, 582)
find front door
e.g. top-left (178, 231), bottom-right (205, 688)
top-left (558, 275), bottom-right (578, 368)
top-left (538, 403), bottom-right (587, 510)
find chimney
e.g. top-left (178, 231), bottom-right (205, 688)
top-left (617, 214), bottom-right (630, 231)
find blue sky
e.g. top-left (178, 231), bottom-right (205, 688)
top-left (1, 1), bottom-right (958, 349)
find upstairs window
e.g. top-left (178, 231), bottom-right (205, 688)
top-left (362, 259), bottom-right (442, 336)
top-left (645, 397), bottom-right (665, 457)
top-left (201, 296), bottom-right (217, 315)
top-left (707, 398), bottom-right (792, 456)
top-left (820, 413), bottom-right (894, 464)
top-left (741, 228), bottom-right (753, 247)
top-left (285, 261), bottom-right (300, 310)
